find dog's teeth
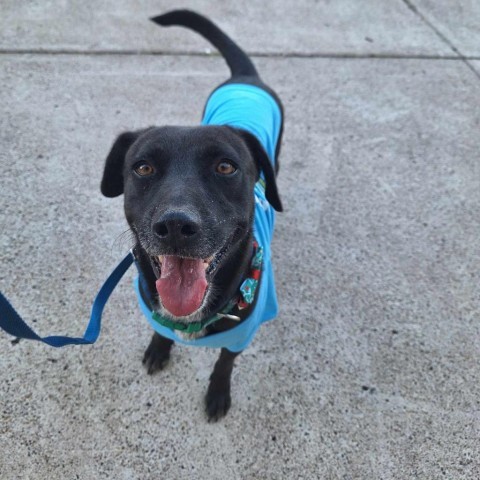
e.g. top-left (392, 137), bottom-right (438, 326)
top-left (203, 256), bottom-right (214, 270)
top-left (158, 255), bottom-right (164, 265)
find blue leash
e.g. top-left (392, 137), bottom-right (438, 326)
top-left (0, 252), bottom-right (133, 347)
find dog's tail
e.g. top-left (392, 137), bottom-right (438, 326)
top-left (151, 10), bottom-right (259, 78)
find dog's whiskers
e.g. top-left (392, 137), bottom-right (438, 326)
top-left (111, 229), bottom-right (136, 255)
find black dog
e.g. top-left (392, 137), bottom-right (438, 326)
top-left (101, 10), bottom-right (284, 420)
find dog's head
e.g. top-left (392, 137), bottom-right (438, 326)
top-left (101, 125), bottom-right (282, 320)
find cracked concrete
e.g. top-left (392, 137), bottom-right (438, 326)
top-left (1, 1), bottom-right (480, 479)
top-left (411, 0), bottom-right (480, 57)
top-left (401, 0), bottom-right (480, 78)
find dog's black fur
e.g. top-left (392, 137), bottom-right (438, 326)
top-left (101, 10), bottom-right (283, 421)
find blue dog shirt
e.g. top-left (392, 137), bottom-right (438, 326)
top-left (135, 83), bottom-right (282, 352)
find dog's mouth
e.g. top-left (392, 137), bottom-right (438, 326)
top-left (149, 239), bottom-right (234, 318)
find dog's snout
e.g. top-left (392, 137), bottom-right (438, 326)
top-left (153, 211), bottom-right (200, 242)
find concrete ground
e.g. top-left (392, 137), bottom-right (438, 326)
top-left (1, 1), bottom-right (479, 478)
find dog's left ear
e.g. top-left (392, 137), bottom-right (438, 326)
top-left (234, 129), bottom-right (283, 212)
top-left (101, 129), bottom-right (148, 197)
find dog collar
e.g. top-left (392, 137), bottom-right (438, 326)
top-left (150, 240), bottom-right (263, 334)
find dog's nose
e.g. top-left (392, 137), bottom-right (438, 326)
top-left (153, 211), bottom-right (200, 242)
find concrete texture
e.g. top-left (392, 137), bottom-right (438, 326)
top-left (1, 2), bottom-right (480, 480)
top-left (413, 0), bottom-right (480, 57)
top-left (0, 0), bottom-right (456, 56)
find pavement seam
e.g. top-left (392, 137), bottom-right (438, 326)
top-left (401, 0), bottom-right (480, 81)
top-left (1, 48), bottom-right (480, 62)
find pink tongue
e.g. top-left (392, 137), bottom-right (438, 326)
top-left (155, 256), bottom-right (208, 317)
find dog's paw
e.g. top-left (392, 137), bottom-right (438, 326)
top-left (142, 333), bottom-right (173, 375)
top-left (205, 385), bottom-right (232, 421)
top-left (142, 344), bottom-right (170, 375)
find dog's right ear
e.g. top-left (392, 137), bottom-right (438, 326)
top-left (101, 130), bottom-right (143, 197)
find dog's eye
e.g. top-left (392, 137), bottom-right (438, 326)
top-left (216, 161), bottom-right (237, 176)
top-left (134, 162), bottom-right (154, 177)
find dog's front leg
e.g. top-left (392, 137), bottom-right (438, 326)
top-left (142, 332), bottom-right (174, 374)
top-left (206, 348), bottom-right (241, 421)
